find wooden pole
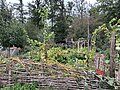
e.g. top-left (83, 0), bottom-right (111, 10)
top-left (110, 32), bottom-right (116, 77)
top-left (77, 40), bottom-right (80, 51)
top-left (87, 15), bottom-right (90, 52)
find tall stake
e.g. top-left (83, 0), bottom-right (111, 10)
top-left (87, 2), bottom-right (91, 52)
top-left (87, 14), bottom-right (90, 52)
top-left (110, 32), bottom-right (116, 77)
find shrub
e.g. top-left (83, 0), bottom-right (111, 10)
top-left (0, 20), bottom-right (28, 48)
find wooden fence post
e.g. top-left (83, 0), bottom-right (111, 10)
top-left (110, 32), bottom-right (116, 78)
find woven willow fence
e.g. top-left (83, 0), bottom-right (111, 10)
top-left (0, 58), bottom-right (99, 90)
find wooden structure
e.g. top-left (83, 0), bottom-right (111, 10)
top-left (65, 38), bottom-right (86, 49)
top-left (0, 58), bottom-right (101, 90)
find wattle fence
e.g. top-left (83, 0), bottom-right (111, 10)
top-left (0, 59), bottom-right (100, 90)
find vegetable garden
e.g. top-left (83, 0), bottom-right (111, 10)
top-left (0, 24), bottom-right (120, 89)
top-left (0, 0), bottom-right (120, 90)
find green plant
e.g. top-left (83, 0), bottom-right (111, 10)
top-left (0, 83), bottom-right (60, 90)
top-left (96, 75), bottom-right (120, 89)
top-left (47, 47), bottom-right (94, 65)
top-left (0, 83), bottom-right (39, 90)
top-left (0, 20), bottom-right (28, 48)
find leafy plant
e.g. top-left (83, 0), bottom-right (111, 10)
top-left (0, 83), bottom-right (39, 90)
top-left (47, 47), bottom-right (94, 66)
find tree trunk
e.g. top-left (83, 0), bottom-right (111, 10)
top-left (110, 32), bottom-right (116, 78)
top-left (19, 0), bottom-right (24, 23)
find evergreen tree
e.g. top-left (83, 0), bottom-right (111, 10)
top-left (19, 0), bottom-right (24, 23)
top-left (68, 0), bottom-right (88, 40)
top-left (0, 0), bottom-right (12, 47)
top-left (0, 0), bottom-right (28, 48)
top-left (28, 0), bottom-right (48, 29)
top-left (28, 0), bottom-right (49, 41)
top-left (96, 0), bottom-right (120, 23)
top-left (48, 0), bottom-right (68, 43)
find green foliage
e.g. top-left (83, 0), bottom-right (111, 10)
top-left (47, 47), bottom-right (94, 65)
top-left (0, 83), bottom-right (58, 90)
top-left (0, 83), bottom-right (39, 90)
top-left (97, 0), bottom-right (120, 23)
top-left (90, 0), bottom-right (120, 50)
top-left (48, 0), bottom-right (69, 43)
top-left (23, 30), bottom-right (54, 61)
top-left (92, 19), bottom-right (120, 50)
top-left (96, 75), bottom-right (120, 89)
top-left (0, 20), bottom-right (28, 48)
top-left (0, 0), bottom-right (12, 47)
top-left (28, 0), bottom-right (48, 29)
top-left (0, 1), bottom-right (28, 48)
top-left (92, 19), bottom-right (120, 78)
top-left (24, 40), bottom-right (95, 66)
top-left (66, 0), bottom-right (89, 40)
top-left (23, 39), bottom-right (42, 61)
top-left (25, 22), bottom-right (40, 40)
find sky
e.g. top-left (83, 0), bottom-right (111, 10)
top-left (6, 0), bottom-right (97, 5)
